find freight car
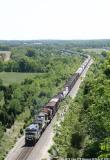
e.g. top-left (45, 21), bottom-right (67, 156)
top-left (25, 55), bottom-right (91, 145)
top-left (64, 73), bottom-right (79, 92)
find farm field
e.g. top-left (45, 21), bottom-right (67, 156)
top-left (83, 48), bottom-right (107, 54)
top-left (0, 72), bottom-right (39, 85)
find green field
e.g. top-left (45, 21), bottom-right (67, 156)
top-left (83, 48), bottom-right (106, 54)
top-left (0, 72), bottom-right (38, 85)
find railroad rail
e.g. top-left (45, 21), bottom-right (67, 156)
top-left (15, 147), bottom-right (33, 160)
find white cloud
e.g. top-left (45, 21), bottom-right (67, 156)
top-left (0, 0), bottom-right (110, 40)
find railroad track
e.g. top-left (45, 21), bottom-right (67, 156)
top-left (5, 56), bottom-right (92, 160)
top-left (15, 147), bottom-right (34, 160)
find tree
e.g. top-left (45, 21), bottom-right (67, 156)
top-left (9, 99), bottom-right (22, 116)
top-left (0, 79), bottom-right (3, 86)
top-left (26, 48), bottom-right (36, 57)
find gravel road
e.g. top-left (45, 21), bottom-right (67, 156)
top-left (5, 59), bottom-right (93, 160)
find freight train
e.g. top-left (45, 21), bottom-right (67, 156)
top-left (25, 55), bottom-right (91, 145)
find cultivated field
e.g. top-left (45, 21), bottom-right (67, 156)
top-left (0, 72), bottom-right (38, 85)
top-left (0, 51), bottom-right (11, 61)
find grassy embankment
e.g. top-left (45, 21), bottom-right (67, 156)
top-left (0, 109), bottom-right (30, 160)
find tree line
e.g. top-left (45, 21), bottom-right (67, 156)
top-left (0, 46), bottom-right (82, 73)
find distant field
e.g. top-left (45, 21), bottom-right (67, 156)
top-left (0, 72), bottom-right (39, 85)
top-left (0, 51), bottom-right (11, 61)
top-left (83, 48), bottom-right (106, 54)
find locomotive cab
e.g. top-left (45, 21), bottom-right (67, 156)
top-left (25, 124), bottom-right (41, 145)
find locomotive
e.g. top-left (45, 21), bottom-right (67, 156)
top-left (25, 55), bottom-right (91, 145)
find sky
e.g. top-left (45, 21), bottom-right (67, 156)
top-left (0, 0), bottom-right (110, 40)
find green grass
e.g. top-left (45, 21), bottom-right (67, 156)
top-left (0, 72), bottom-right (39, 85)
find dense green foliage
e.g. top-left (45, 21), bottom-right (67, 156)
top-left (82, 52), bottom-right (110, 158)
top-left (51, 51), bottom-right (110, 158)
top-left (0, 45), bottom-right (82, 72)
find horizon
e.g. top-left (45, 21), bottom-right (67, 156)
top-left (1, 38), bottom-right (110, 41)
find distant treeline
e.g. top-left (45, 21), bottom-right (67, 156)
top-left (0, 39), bottom-right (110, 48)
top-left (0, 45), bottom-right (10, 51)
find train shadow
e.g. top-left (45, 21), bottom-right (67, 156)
top-left (22, 144), bottom-right (34, 148)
